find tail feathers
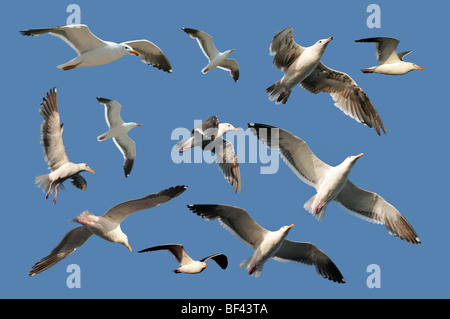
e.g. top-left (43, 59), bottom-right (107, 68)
top-left (303, 195), bottom-right (326, 221)
top-left (35, 175), bottom-right (64, 194)
top-left (266, 81), bottom-right (290, 104)
top-left (35, 175), bottom-right (51, 192)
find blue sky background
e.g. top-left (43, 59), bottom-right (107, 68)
top-left (1, 0), bottom-right (447, 299)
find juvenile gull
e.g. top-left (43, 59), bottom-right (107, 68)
top-left (20, 24), bottom-right (172, 72)
top-left (35, 88), bottom-right (95, 204)
top-left (355, 37), bottom-right (423, 75)
top-left (267, 27), bottom-right (385, 135)
top-left (29, 186), bottom-right (187, 276)
top-left (96, 97), bottom-right (141, 178)
top-left (182, 28), bottom-right (239, 82)
top-left (176, 116), bottom-right (241, 193)
top-left (248, 123), bottom-right (420, 244)
top-left (138, 243), bottom-right (228, 274)
top-left (188, 204), bottom-right (345, 283)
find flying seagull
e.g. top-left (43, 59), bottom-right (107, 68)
top-left (96, 97), bottom-right (141, 178)
top-left (176, 115), bottom-right (241, 194)
top-left (188, 204), bottom-right (345, 283)
top-left (182, 28), bottom-right (239, 82)
top-left (29, 185), bottom-right (187, 276)
top-left (267, 27), bottom-right (385, 136)
top-left (20, 24), bottom-right (172, 72)
top-left (248, 123), bottom-right (420, 244)
top-left (138, 243), bottom-right (228, 274)
top-left (355, 37), bottom-right (423, 75)
top-left (35, 88), bottom-right (95, 204)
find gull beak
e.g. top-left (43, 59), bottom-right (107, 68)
top-left (130, 50), bottom-right (140, 56)
top-left (136, 124), bottom-right (142, 127)
top-left (234, 128), bottom-right (239, 132)
top-left (355, 153), bottom-right (364, 159)
top-left (327, 37), bottom-right (334, 43)
top-left (416, 65), bottom-right (424, 70)
top-left (230, 49), bottom-right (235, 52)
top-left (287, 224), bottom-right (294, 229)
top-left (126, 243), bottom-right (132, 252)
top-left (88, 169), bottom-right (95, 174)
top-left (204, 264), bottom-right (209, 268)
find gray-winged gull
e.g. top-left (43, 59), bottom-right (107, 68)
top-left (29, 185), bottom-right (187, 276)
top-left (35, 88), bottom-right (95, 204)
top-left (138, 243), bottom-right (228, 274)
top-left (267, 27), bottom-right (385, 136)
top-left (177, 116), bottom-right (241, 193)
top-left (248, 123), bottom-right (420, 244)
top-left (188, 204), bottom-right (345, 283)
top-left (96, 97), bottom-right (141, 178)
top-left (182, 28), bottom-right (239, 82)
top-left (355, 37), bottom-right (424, 75)
top-left (20, 24), bottom-right (172, 72)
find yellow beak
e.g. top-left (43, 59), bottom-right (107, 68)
top-left (126, 243), bottom-right (132, 252)
top-left (355, 153), bottom-right (364, 159)
top-left (88, 169), bottom-right (95, 174)
top-left (287, 224), bottom-right (294, 229)
top-left (416, 65), bottom-right (424, 70)
top-left (130, 50), bottom-right (140, 56)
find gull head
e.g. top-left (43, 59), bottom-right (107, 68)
top-left (121, 43), bottom-right (140, 56)
top-left (280, 224), bottom-right (294, 235)
top-left (217, 123), bottom-right (239, 138)
top-left (81, 163), bottom-right (95, 174)
top-left (343, 153), bottom-right (364, 168)
top-left (121, 236), bottom-right (132, 252)
top-left (314, 37), bottom-right (333, 52)
top-left (225, 49), bottom-right (235, 57)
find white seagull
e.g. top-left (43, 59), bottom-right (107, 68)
top-left (267, 27), bottom-right (385, 136)
top-left (248, 123), bottom-right (420, 244)
top-left (96, 97), bottom-right (141, 178)
top-left (182, 28), bottom-right (239, 82)
top-left (138, 243), bottom-right (228, 274)
top-left (188, 204), bottom-right (345, 283)
top-left (355, 37), bottom-right (424, 75)
top-left (20, 24), bottom-right (172, 72)
top-left (177, 115), bottom-right (241, 194)
top-left (35, 88), bottom-right (95, 204)
top-left (29, 185), bottom-right (187, 276)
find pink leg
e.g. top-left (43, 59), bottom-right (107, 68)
top-left (52, 183), bottom-right (60, 204)
top-left (314, 202), bottom-right (325, 214)
top-left (248, 264), bottom-right (258, 275)
top-left (77, 218), bottom-right (95, 226)
top-left (45, 181), bottom-right (53, 200)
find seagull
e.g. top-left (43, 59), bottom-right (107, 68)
top-left (35, 88), bottom-right (95, 204)
top-left (20, 24), bottom-right (172, 72)
top-left (267, 27), bottom-right (385, 136)
top-left (96, 97), bottom-right (141, 178)
top-left (248, 123), bottom-right (420, 244)
top-left (176, 116), bottom-right (241, 193)
top-left (355, 37), bottom-right (424, 75)
top-left (29, 185), bottom-right (187, 276)
top-left (182, 28), bottom-right (239, 82)
top-left (138, 244), bottom-right (228, 274)
top-left (188, 204), bottom-right (345, 283)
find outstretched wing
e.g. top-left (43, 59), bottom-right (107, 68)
top-left (39, 87), bottom-right (70, 171)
